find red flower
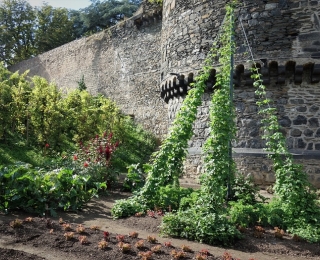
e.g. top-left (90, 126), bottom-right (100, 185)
top-left (45, 143), bottom-right (50, 148)
top-left (105, 147), bottom-right (111, 160)
top-left (83, 162), bottom-right (89, 167)
top-left (73, 155), bottom-right (78, 161)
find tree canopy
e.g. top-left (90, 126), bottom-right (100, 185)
top-left (0, 0), bottom-right (142, 66)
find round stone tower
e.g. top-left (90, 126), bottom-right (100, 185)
top-left (159, 0), bottom-right (320, 187)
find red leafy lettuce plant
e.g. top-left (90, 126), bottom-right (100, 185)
top-left (118, 242), bottom-right (131, 252)
top-left (138, 251), bottom-right (153, 260)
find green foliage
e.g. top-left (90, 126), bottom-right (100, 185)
top-left (148, 0), bottom-right (162, 5)
top-left (0, 63), bottom-right (156, 174)
top-left (231, 174), bottom-right (265, 204)
top-left (179, 190), bottom-right (199, 211)
top-left (0, 0), bottom-right (141, 64)
top-left (161, 209), bottom-right (241, 245)
top-left (0, 162), bottom-right (106, 215)
top-left (71, 132), bottom-right (120, 186)
top-left (79, 0), bottom-right (141, 36)
top-left (0, 0), bottom-right (36, 66)
top-left (111, 197), bottom-right (148, 218)
top-left (35, 4), bottom-right (75, 53)
top-left (111, 119), bottom-right (156, 173)
top-left (123, 163), bottom-right (147, 192)
top-left (251, 64), bottom-right (320, 242)
top-left (77, 75), bottom-right (87, 91)
top-left (112, 1), bottom-right (241, 245)
top-left (155, 185), bottom-right (194, 211)
top-left (228, 201), bottom-right (268, 227)
top-left (159, 1), bottom-right (238, 244)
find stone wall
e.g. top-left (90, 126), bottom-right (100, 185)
top-left (9, 0), bottom-right (320, 187)
top-left (10, 5), bottom-right (167, 138)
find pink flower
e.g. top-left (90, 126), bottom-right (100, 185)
top-left (45, 143), bottom-right (50, 148)
top-left (73, 155), bottom-right (78, 161)
top-left (83, 162), bottom-right (89, 167)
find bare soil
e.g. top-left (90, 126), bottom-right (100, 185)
top-left (0, 190), bottom-right (320, 260)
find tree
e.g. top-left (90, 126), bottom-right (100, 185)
top-left (81, 0), bottom-right (141, 35)
top-left (0, 0), bottom-right (36, 66)
top-left (35, 4), bottom-right (75, 53)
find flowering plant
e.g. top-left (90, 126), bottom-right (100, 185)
top-left (72, 132), bottom-right (120, 187)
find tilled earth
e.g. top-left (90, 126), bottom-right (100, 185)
top-left (0, 190), bottom-right (320, 260)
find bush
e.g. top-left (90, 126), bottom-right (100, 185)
top-left (122, 163), bottom-right (148, 192)
top-left (0, 162), bottom-right (106, 216)
top-left (155, 185), bottom-right (194, 211)
top-left (228, 200), bottom-right (268, 227)
top-left (231, 174), bottom-right (265, 204)
top-left (161, 209), bottom-right (241, 245)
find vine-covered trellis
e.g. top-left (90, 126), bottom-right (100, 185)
top-left (112, 0), bottom-right (320, 243)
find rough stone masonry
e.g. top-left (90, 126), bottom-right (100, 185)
top-left (9, 0), bottom-right (320, 187)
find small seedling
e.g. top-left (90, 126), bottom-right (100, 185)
top-left (116, 234), bottom-right (125, 242)
top-left (64, 232), bottom-right (74, 241)
top-left (181, 245), bottom-right (192, 252)
top-left (151, 245), bottom-right (161, 253)
top-left (147, 235), bottom-right (157, 243)
top-left (90, 225), bottom-right (100, 231)
top-left (147, 210), bottom-right (156, 218)
top-left (254, 226), bottom-right (265, 233)
top-left (76, 224), bottom-right (85, 233)
top-left (199, 249), bottom-right (210, 256)
top-left (135, 239), bottom-right (145, 249)
top-left (196, 254), bottom-right (207, 260)
top-left (9, 219), bottom-right (22, 228)
top-left (62, 223), bottom-right (72, 231)
top-left (129, 231), bottom-right (139, 238)
top-left (171, 250), bottom-right (186, 259)
top-left (118, 242), bottom-right (131, 252)
top-left (135, 212), bottom-right (144, 217)
top-left (98, 240), bottom-right (108, 249)
top-left (156, 210), bottom-right (164, 216)
top-left (164, 241), bottom-right (172, 247)
top-left (222, 252), bottom-right (233, 260)
top-left (24, 217), bottom-right (33, 222)
top-left (138, 251), bottom-right (153, 260)
top-left (78, 235), bottom-right (88, 244)
top-left (274, 227), bottom-right (285, 239)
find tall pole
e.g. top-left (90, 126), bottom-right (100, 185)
top-left (227, 10), bottom-right (234, 200)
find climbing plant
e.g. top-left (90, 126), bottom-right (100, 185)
top-left (160, 1), bottom-right (240, 244)
top-left (251, 66), bottom-right (320, 242)
top-left (112, 1), bottom-right (241, 244)
top-left (112, 57), bottom-right (207, 218)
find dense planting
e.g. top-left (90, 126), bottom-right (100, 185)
top-left (112, 0), bottom-right (320, 245)
top-left (0, 63), bottom-right (156, 215)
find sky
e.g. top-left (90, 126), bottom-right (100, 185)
top-left (27, 0), bottom-right (92, 10)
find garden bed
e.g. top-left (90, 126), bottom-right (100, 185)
top-left (0, 190), bottom-right (319, 260)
